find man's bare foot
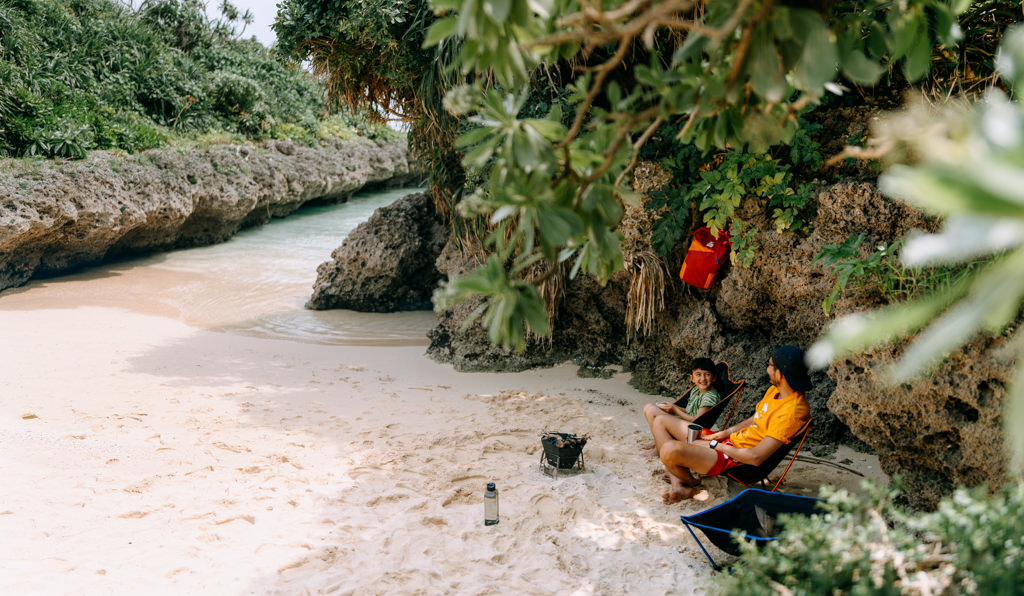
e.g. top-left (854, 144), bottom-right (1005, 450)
top-left (641, 447), bottom-right (659, 458)
top-left (639, 441), bottom-right (655, 451)
top-left (663, 473), bottom-right (701, 486)
top-left (662, 485), bottom-right (695, 504)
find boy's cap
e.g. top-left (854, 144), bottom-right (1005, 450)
top-left (772, 346), bottom-right (812, 392)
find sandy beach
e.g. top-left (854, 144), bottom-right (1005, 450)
top-left (0, 194), bottom-right (884, 594)
top-left (0, 299), bottom-right (884, 595)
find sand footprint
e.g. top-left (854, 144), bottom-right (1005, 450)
top-left (441, 487), bottom-right (475, 507)
top-left (530, 493), bottom-right (561, 526)
top-left (420, 516), bottom-right (447, 528)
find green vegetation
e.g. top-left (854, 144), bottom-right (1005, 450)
top-left (719, 480), bottom-right (1024, 594)
top-left (274, 0), bottom-right (462, 215)
top-left (412, 0), bottom-right (976, 352)
top-left (270, 0), bottom-right (1024, 587)
top-left (0, 0), bottom-right (395, 160)
top-left (648, 119), bottom-right (822, 266)
top-left (815, 234), bottom-right (985, 316)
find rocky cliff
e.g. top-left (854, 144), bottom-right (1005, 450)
top-left (330, 176), bottom-right (1009, 510)
top-left (0, 138), bottom-right (419, 292)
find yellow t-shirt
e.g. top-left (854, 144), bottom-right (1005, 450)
top-left (729, 386), bottom-right (809, 449)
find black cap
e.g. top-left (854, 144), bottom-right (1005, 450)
top-left (772, 345), bottom-right (813, 392)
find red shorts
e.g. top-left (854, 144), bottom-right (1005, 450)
top-left (706, 440), bottom-right (742, 476)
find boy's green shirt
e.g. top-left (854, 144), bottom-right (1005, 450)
top-left (685, 386), bottom-right (720, 418)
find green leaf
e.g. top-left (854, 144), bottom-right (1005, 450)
top-left (997, 25), bottom-right (1024, 89)
top-left (841, 48), bottom-right (886, 85)
top-left (461, 136), bottom-right (500, 170)
top-left (526, 118), bottom-right (566, 141)
top-left (483, 0), bottom-right (512, 25)
top-left (672, 33), bottom-right (709, 66)
top-left (455, 126), bottom-right (494, 148)
top-left (772, 7), bottom-right (794, 41)
top-left (430, 0), bottom-right (463, 11)
top-left (536, 204), bottom-right (583, 248)
top-left (881, 165), bottom-right (1024, 219)
top-left (749, 26), bottom-right (785, 103)
top-left (422, 16), bottom-right (457, 48)
top-left (901, 217), bottom-right (1024, 267)
top-left (890, 10), bottom-right (918, 60)
top-left (902, 19), bottom-right (933, 83)
top-left (790, 10), bottom-right (837, 92)
top-left (806, 279), bottom-right (969, 370)
top-left (511, 128), bottom-right (539, 169)
top-left (894, 253), bottom-right (1024, 380)
top-left (931, 6), bottom-right (959, 46)
top-left (866, 22), bottom-right (889, 59)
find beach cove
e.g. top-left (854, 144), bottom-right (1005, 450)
top-left (0, 189), bottom-right (881, 594)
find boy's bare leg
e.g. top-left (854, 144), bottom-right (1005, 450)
top-left (651, 415), bottom-right (693, 452)
top-left (642, 403), bottom-right (692, 455)
top-left (640, 402), bottom-right (672, 451)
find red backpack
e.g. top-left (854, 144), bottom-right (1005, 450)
top-left (679, 227), bottom-right (731, 289)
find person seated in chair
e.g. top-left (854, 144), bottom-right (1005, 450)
top-left (640, 357), bottom-right (720, 457)
top-left (656, 345), bottom-right (812, 504)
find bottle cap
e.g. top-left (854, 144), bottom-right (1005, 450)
top-left (486, 482), bottom-right (495, 491)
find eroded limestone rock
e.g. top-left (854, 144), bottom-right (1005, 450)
top-left (0, 139), bottom-right (418, 292)
top-left (306, 192), bottom-right (447, 312)
top-left (828, 338), bottom-right (1013, 510)
top-left (424, 174), bottom-right (1010, 507)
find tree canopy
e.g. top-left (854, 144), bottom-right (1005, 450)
top-left (418, 0), bottom-right (982, 350)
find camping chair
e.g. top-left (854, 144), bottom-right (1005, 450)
top-left (722, 418), bottom-right (812, 492)
top-left (673, 361), bottom-right (744, 431)
top-left (681, 488), bottom-right (823, 571)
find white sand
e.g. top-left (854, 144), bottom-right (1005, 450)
top-left (0, 299), bottom-right (883, 594)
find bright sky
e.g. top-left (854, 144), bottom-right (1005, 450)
top-left (205, 0), bottom-right (281, 47)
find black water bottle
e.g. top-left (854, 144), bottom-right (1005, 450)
top-left (484, 482), bottom-right (499, 526)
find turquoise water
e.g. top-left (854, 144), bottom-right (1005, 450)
top-left (0, 187), bottom-right (435, 346)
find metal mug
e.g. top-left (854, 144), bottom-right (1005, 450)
top-left (686, 423), bottom-right (703, 443)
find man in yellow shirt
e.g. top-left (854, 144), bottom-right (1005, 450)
top-left (657, 345), bottom-right (812, 504)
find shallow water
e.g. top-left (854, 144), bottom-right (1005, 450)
top-left (0, 187), bottom-right (434, 346)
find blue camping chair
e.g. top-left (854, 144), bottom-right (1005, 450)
top-left (680, 488), bottom-right (823, 570)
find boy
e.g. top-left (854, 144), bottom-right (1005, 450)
top-left (640, 357), bottom-right (721, 457)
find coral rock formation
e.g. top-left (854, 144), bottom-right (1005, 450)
top-left (0, 139), bottom-right (418, 292)
top-left (306, 192), bottom-right (447, 312)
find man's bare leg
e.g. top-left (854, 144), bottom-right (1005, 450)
top-left (659, 439), bottom-right (717, 504)
top-left (663, 475), bottom-right (696, 504)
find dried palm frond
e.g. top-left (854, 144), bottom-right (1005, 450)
top-left (625, 250), bottom-right (667, 343)
top-left (526, 258), bottom-right (567, 345)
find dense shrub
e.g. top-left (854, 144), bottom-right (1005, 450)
top-left (718, 480), bottom-right (1024, 595)
top-left (0, 0), bottom-right (398, 159)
